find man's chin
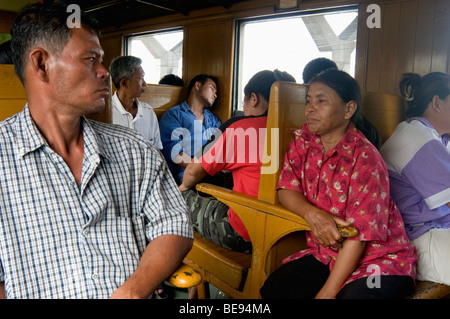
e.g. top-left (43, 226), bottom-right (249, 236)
top-left (85, 101), bottom-right (106, 116)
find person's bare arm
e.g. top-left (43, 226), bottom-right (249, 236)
top-left (0, 282), bottom-right (5, 299)
top-left (110, 234), bottom-right (193, 299)
top-left (179, 161), bottom-right (207, 192)
top-left (278, 188), bottom-right (350, 249)
top-left (315, 240), bottom-right (366, 299)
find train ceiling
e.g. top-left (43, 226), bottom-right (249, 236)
top-left (0, 0), bottom-right (251, 28)
top-left (71, 0), bottom-right (251, 28)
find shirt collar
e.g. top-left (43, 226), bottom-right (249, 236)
top-left (180, 101), bottom-right (191, 112)
top-left (16, 103), bottom-right (111, 161)
top-left (307, 122), bottom-right (358, 160)
top-left (112, 91), bottom-right (142, 117)
top-left (408, 117), bottom-right (449, 146)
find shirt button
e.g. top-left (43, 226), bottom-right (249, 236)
top-left (92, 273), bottom-right (98, 280)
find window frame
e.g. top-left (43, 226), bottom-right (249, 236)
top-left (232, 6), bottom-right (358, 115)
top-left (124, 27), bottom-right (184, 84)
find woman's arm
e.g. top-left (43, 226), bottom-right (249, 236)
top-left (278, 188), bottom-right (350, 249)
top-left (315, 240), bottom-right (366, 299)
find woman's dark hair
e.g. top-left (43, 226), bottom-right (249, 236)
top-left (244, 69), bottom-right (296, 102)
top-left (159, 74), bottom-right (184, 86)
top-left (310, 69), bottom-right (381, 148)
top-left (302, 57), bottom-right (337, 84)
top-left (399, 72), bottom-right (450, 118)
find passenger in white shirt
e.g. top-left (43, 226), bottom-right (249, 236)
top-left (110, 56), bottom-right (163, 149)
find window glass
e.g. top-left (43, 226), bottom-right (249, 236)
top-left (234, 9), bottom-right (357, 111)
top-left (125, 29), bottom-right (183, 84)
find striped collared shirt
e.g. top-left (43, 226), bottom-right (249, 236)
top-left (0, 104), bottom-right (193, 298)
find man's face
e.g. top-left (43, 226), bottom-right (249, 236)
top-left (125, 66), bottom-right (147, 98)
top-left (48, 27), bottom-right (109, 116)
top-left (198, 78), bottom-right (217, 108)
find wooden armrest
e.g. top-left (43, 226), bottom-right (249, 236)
top-left (196, 183), bottom-right (358, 238)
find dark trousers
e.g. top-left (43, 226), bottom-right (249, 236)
top-left (260, 255), bottom-right (414, 299)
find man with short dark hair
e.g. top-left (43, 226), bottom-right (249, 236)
top-left (0, 3), bottom-right (193, 299)
top-left (159, 74), bottom-right (221, 184)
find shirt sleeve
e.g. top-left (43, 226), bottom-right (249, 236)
top-left (159, 109), bottom-right (183, 164)
top-left (142, 148), bottom-right (193, 241)
top-left (401, 139), bottom-right (450, 210)
top-left (346, 146), bottom-right (391, 242)
top-left (150, 110), bottom-right (163, 150)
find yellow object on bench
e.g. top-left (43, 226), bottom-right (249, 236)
top-left (168, 264), bottom-right (202, 288)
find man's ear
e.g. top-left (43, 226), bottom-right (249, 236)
top-left (29, 47), bottom-right (49, 82)
top-left (119, 77), bottom-right (128, 89)
top-left (344, 100), bottom-right (358, 120)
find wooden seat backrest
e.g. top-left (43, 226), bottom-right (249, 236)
top-left (138, 83), bottom-right (186, 120)
top-left (362, 91), bottom-right (406, 144)
top-left (258, 81), bottom-right (308, 204)
top-left (0, 64), bottom-right (27, 121)
top-left (0, 64), bottom-right (112, 123)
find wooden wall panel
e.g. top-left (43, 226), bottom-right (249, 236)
top-left (358, 0), bottom-right (450, 95)
top-left (395, 1), bottom-right (417, 85)
top-left (431, 0), bottom-right (450, 73)
top-left (184, 20), bottom-right (234, 122)
top-left (0, 10), bottom-right (16, 34)
top-left (413, 0), bottom-right (435, 76)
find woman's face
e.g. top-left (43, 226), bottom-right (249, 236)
top-left (305, 82), bottom-right (355, 139)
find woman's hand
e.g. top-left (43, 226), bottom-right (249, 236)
top-left (278, 189), bottom-right (350, 249)
top-left (304, 208), bottom-right (350, 249)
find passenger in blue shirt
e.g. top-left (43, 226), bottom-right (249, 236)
top-left (159, 74), bottom-right (221, 183)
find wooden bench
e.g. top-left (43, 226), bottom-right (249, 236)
top-left (184, 81), bottom-right (357, 299)
top-left (361, 91), bottom-right (407, 144)
top-left (139, 83), bottom-right (186, 120)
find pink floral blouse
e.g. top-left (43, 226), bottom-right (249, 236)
top-left (278, 123), bottom-right (417, 286)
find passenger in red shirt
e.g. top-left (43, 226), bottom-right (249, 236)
top-left (179, 70), bottom-right (295, 253)
top-left (261, 70), bottom-right (417, 299)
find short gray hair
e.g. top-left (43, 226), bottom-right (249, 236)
top-left (109, 56), bottom-right (142, 89)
